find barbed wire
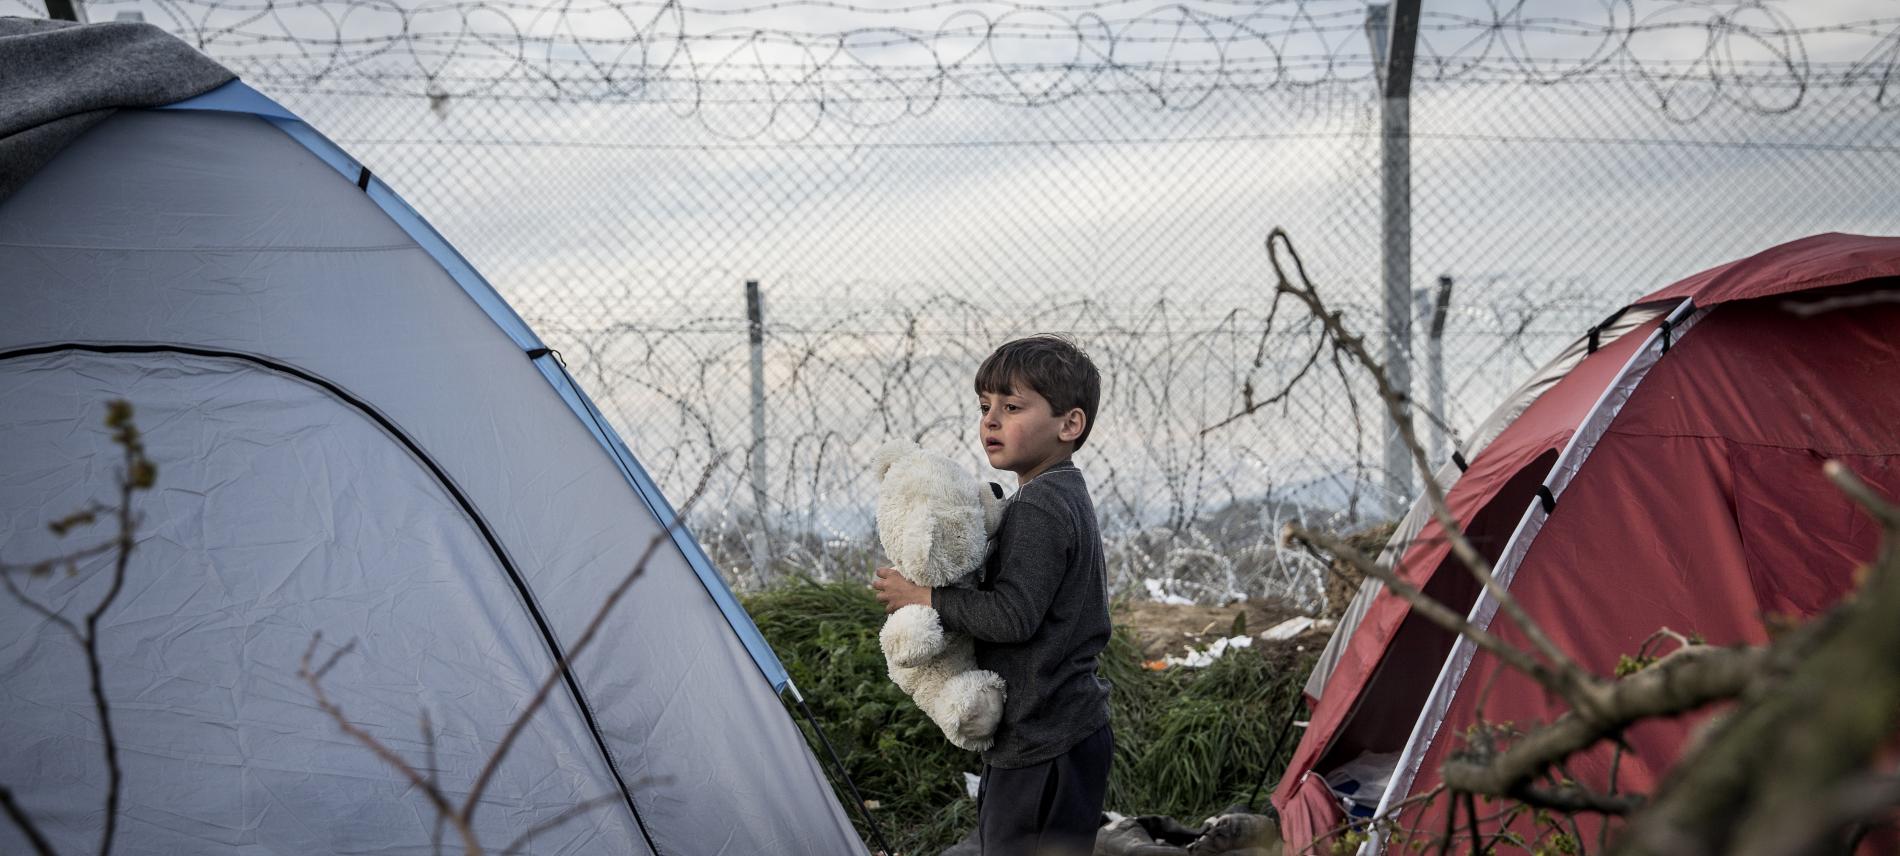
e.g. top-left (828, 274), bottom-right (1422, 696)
top-left (52, 0), bottom-right (1900, 140)
top-left (524, 280), bottom-right (1621, 607)
top-left (13, 0), bottom-right (1892, 607)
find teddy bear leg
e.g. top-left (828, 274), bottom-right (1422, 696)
top-left (880, 603), bottom-right (948, 668)
top-left (939, 669), bottom-right (1007, 752)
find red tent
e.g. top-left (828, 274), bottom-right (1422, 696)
top-left (1273, 233), bottom-right (1900, 852)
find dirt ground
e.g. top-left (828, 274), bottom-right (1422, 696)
top-left (1112, 598), bottom-right (1319, 661)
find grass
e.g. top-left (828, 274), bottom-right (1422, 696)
top-left (744, 579), bottom-right (1316, 856)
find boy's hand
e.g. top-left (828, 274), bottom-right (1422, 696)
top-left (872, 567), bottom-right (932, 614)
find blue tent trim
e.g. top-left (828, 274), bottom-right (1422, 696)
top-left (155, 80), bottom-right (793, 694)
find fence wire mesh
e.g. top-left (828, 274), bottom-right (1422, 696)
top-left (28, 0), bottom-right (1899, 607)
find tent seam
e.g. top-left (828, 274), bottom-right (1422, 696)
top-left (1364, 301), bottom-right (1704, 853)
top-left (0, 241), bottom-right (419, 253)
top-left (1602, 428), bottom-right (1900, 457)
top-left (0, 342), bottom-right (663, 856)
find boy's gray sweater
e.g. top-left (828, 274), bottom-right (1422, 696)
top-left (934, 460), bottom-right (1112, 769)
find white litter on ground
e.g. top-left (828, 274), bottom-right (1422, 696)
top-left (1162, 634), bottom-right (1253, 669)
top-left (964, 771), bottom-right (981, 799)
top-left (1142, 578), bottom-right (1195, 606)
top-left (1261, 616), bottom-right (1316, 641)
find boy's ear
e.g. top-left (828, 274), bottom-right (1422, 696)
top-left (1058, 408), bottom-right (1087, 444)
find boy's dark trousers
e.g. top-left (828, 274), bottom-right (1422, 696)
top-left (975, 723), bottom-right (1113, 856)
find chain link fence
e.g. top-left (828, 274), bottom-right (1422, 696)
top-left (26, 0), bottom-right (1898, 608)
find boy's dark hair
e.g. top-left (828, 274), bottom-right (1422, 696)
top-left (975, 334), bottom-right (1102, 450)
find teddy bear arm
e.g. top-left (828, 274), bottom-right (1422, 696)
top-left (881, 603), bottom-right (948, 667)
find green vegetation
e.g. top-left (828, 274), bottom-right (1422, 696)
top-left (744, 579), bottom-right (1315, 855)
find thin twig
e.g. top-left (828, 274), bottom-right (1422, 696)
top-left (1440, 643), bottom-right (1771, 803)
top-left (1515, 782), bottom-right (1644, 815)
top-left (1824, 460), bottom-right (1900, 525)
top-left (0, 540), bottom-right (119, 576)
top-left (0, 570), bottom-right (82, 640)
top-left (1285, 524), bottom-right (1552, 684)
top-left (1463, 791), bottom-right (1482, 856)
top-left (458, 525), bottom-right (674, 819)
top-left (1264, 228), bottom-right (1597, 710)
top-left (1299, 784), bottom-right (1447, 856)
top-left (424, 709), bottom-right (443, 856)
top-left (459, 458), bottom-right (718, 825)
top-left (1436, 784), bottom-right (1458, 856)
top-left (299, 633), bottom-right (473, 852)
top-left (87, 406), bottom-right (150, 856)
top-left (498, 795), bottom-right (623, 855)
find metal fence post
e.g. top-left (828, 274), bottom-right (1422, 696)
top-left (746, 280), bottom-right (771, 586)
top-left (1427, 275), bottom-right (1453, 463)
top-left (1367, 0), bottom-right (1420, 516)
top-left (44, 0), bottom-right (85, 21)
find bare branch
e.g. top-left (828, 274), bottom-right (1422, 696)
top-left (87, 400), bottom-right (156, 856)
top-left (310, 637), bottom-right (357, 682)
top-left (1262, 228), bottom-right (1595, 706)
top-left (1743, 771), bottom-right (1900, 856)
top-left (1611, 460), bottom-right (1900, 856)
top-left (1285, 523), bottom-right (1555, 687)
top-left (498, 794), bottom-right (622, 856)
top-left (1513, 782), bottom-right (1645, 816)
top-left (0, 569), bottom-right (82, 641)
top-left (1441, 643), bottom-right (1770, 804)
top-left (0, 539), bottom-right (118, 577)
top-left (1296, 784), bottom-right (1448, 856)
top-left (423, 709), bottom-right (443, 856)
top-left (0, 402), bottom-right (160, 856)
top-left (457, 525), bottom-right (674, 819)
top-left (297, 633), bottom-right (474, 853)
top-left (460, 457), bottom-right (720, 825)
top-left (1824, 460), bottom-right (1900, 526)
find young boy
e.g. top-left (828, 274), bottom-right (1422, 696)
top-left (872, 334), bottom-right (1113, 856)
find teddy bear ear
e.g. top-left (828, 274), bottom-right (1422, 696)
top-left (871, 440), bottom-right (916, 481)
top-left (979, 482), bottom-right (1006, 532)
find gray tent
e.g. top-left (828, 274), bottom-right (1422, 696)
top-left (0, 19), bottom-right (865, 855)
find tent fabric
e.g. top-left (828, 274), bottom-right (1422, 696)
top-left (1635, 232), bottom-right (1900, 307)
top-left (0, 17), bottom-right (232, 199)
top-left (1275, 233), bottom-right (1900, 854)
top-left (155, 78), bottom-right (792, 692)
top-left (0, 104), bottom-right (862, 855)
top-left (1275, 309), bottom-right (1668, 821)
top-left (1302, 304), bottom-right (1667, 704)
top-left (1394, 294), bottom-right (1900, 843)
top-left (1371, 302), bottom-right (1704, 831)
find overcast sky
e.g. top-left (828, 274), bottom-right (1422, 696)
top-left (17, 0), bottom-right (1898, 534)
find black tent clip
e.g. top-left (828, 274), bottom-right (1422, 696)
top-left (1536, 485), bottom-right (1557, 514)
top-left (1586, 306), bottom-right (1631, 354)
top-left (1451, 450), bottom-right (1469, 473)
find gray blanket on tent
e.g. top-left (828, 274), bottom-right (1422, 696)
top-left (0, 16), bottom-right (232, 200)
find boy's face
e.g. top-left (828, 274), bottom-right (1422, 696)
top-left (977, 381), bottom-right (1085, 478)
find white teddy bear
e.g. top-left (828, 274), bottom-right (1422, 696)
top-left (872, 440), bottom-right (1009, 751)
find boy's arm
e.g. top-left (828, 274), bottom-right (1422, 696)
top-left (933, 502), bottom-right (1070, 644)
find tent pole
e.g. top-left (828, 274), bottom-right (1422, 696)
top-left (788, 682), bottom-right (896, 856)
top-left (1246, 703), bottom-right (1303, 813)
